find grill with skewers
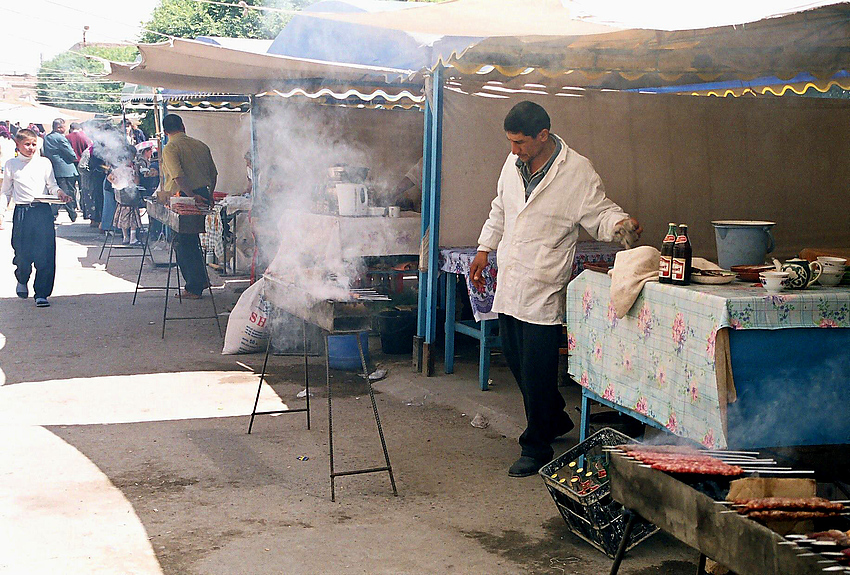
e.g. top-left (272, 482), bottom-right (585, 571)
top-left (262, 273), bottom-right (390, 333)
top-left (604, 443), bottom-right (850, 574)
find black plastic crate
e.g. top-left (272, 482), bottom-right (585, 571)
top-left (539, 427), bottom-right (658, 558)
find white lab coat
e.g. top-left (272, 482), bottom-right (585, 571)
top-left (477, 135), bottom-right (628, 325)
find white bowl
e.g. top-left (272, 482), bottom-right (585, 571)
top-left (818, 271), bottom-right (844, 286)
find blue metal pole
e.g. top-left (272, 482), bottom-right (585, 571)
top-left (416, 97), bottom-right (433, 340)
top-left (424, 65), bottom-right (444, 346)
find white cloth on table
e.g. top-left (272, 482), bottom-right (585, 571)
top-left (476, 135), bottom-right (628, 325)
top-left (609, 246), bottom-right (661, 319)
top-left (609, 250), bottom-right (724, 319)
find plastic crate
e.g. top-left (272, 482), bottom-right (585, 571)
top-left (539, 427), bottom-right (658, 558)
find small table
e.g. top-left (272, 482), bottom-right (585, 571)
top-left (136, 199), bottom-right (223, 339)
top-left (567, 271), bottom-right (850, 448)
top-left (440, 242), bottom-right (623, 390)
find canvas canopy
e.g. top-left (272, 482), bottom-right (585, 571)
top-left (303, 0), bottom-right (850, 92)
top-left (268, 0), bottom-right (479, 71)
top-left (102, 37), bottom-right (416, 95)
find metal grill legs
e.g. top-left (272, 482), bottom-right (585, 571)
top-left (609, 510), bottom-right (637, 575)
top-left (247, 321), bottom-right (310, 434)
top-left (327, 331), bottom-right (398, 502)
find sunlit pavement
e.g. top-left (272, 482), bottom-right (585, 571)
top-left (0, 213), bottom-right (284, 573)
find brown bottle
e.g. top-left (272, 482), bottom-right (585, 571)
top-left (659, 223), bottom-right (677, 284)
top-left (671, 224), bottom-right (692, 285)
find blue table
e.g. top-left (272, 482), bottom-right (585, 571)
top-left (569, 271), bottom-right (850, 448)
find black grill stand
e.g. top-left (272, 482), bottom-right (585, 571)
top-left (132, 223), bottom-right (222, 339)
top-left (248, 322), bottom-right (398, 501)
top-left (609, 510), bottom-right (706, 575)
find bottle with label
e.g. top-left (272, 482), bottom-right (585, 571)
top-left (671, 224), bottom-right (692, 285)
top-left (659, 222), bottom-right (677, 284)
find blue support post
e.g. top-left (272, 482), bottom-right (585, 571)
top-left (424, 66), bottom-right (444, 346)
top-left (444, 272), bottom-right (456, 373)
top-left (416, 98), bottom-right (433, 341)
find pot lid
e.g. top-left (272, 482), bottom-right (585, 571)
top-left (711, 220), bottom-right (776, 226)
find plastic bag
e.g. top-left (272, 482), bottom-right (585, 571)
top-left (222, 278), bottom-right (271, 354)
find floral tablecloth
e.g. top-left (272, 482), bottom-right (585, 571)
top-left (440, 242), bottom-right (622, 322)
top-left (566, 271), bottom-right (850, 448)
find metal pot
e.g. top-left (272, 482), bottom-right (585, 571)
top-left (327, 165), bottom-right (370, 183)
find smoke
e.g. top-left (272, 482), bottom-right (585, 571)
top-left (83, 120), bottom-right (136, 177)
top-left (726, 354), bottom-right (850, 449)
top-left (250, 96), bottom-right (422, 309)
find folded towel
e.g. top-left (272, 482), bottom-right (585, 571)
top-left (609, 246), bottom-right (661, 319)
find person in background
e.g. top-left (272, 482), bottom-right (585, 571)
top-left (123, 119), bottom-right (146, 146)
top-left (65, 122), bottom-right (91, 220)
top-left (66, 122), bottom-right (91, 162)
top-left (243, 150), bottom-right (253, 196)
top-left (101, 142), bottom-right (137, 235)
top-left (388, 156), bottom-right (422, 211)
top-left (160, 113), bottom-right (218, 299)
top-left (42, 118), bottom-right (78, 222)
top-left (0, 124), bottom-right (15, 184)
top-left (110, 162), bottom-right (142, 246)
top-left (0, 129), bottom-right (72, 307)
top-left (470, 101), bottom-right (642, 478)
top-left (77, 147), bottom-right (98, 226)
top-left (134, 145), bottom-right (158, 198)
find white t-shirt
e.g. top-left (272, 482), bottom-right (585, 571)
top-left (1, 154), bottom-right (62, 214)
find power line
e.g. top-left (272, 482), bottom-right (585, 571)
top-left (40, 0), bottom-right (173, 41)
top-left (3, 5), bottom-right (142, 46)
top-left (188, 0), bottom-right (300, 15)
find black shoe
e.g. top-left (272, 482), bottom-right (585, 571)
top-left (508, 456), bottom-right (547, 478)
top-left (67, 208), bottom-right (77, 222)
top-left (35, 297), bottom-right (50, 307)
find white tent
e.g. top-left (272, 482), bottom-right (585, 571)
top-left (0, 101), bottom-right (95, 126)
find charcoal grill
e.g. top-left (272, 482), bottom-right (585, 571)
top-left (135, 198), bottom-right (222, 339)
top-left (247, 273), bottom-right (397, 501)
top-left (605, 447), bottom-right (849, 575)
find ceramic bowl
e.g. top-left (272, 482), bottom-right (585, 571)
top-left (731, 264), bottom-right (774, 282)
top-left (818, 271), bottom-right (844, 286)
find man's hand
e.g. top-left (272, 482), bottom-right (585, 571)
top-left (469, 250), bottom-right (490, 291)
top-left (613, 217), bottom-right (643, 249)
top-left (57, 191), bottom-right (72, 203)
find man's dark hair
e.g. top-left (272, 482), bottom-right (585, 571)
top-left (503, 101), bottom-right (550, 137)
top-left (162, 114), bottom-right (184, 133)
top-left (69, 122), bottom-right (81, 130)
top-left (52, 118), bottom-right (65, 131)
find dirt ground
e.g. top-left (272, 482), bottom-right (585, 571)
top-left (0, 215), bottom-right (718, 574)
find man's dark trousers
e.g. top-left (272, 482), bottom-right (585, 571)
top-left (52, 176), bottom-right (78, 219)
top-left (498, 313), bottom-right (570, 463)
top-left (174, 186), bottom-right (211, 296)
top-left (12, 204), bottom-right (56, 299)
top-left (175, 232), bottom-right (208, 295)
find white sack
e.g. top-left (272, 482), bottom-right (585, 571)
top-left (222, 278), bottom-right (270, 354)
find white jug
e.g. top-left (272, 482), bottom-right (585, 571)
top-left (335, 183), bottom-right (369, 216)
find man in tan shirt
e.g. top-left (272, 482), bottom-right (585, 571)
top-left (160, 114), bottom-right (218, 298)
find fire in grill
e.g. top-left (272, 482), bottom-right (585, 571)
top-left (605, 444), bottom-right (850, 575)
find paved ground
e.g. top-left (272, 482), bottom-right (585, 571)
top-left (0, 214), bottom-right (709, 574)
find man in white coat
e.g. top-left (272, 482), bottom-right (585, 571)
top-left (470, 101), bottom-right (641, 477)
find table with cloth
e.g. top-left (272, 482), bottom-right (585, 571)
top-left (566, 270), bottom-right (850, 449)
top-left (440, 241), bottom-right (623, 390)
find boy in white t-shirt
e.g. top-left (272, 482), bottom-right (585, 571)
top-left (0, 129), bottom-right (71, 307)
